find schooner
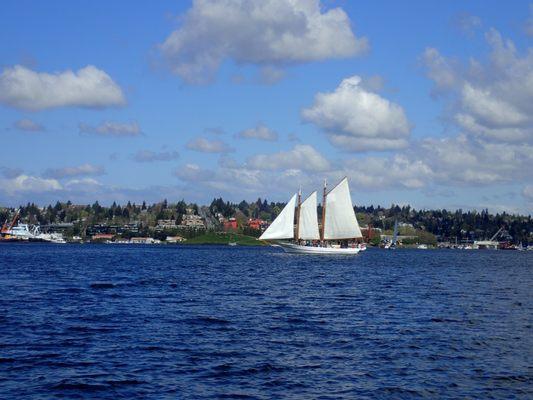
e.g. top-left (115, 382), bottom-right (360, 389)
top-left (259, 177), bottom-right (364, 254)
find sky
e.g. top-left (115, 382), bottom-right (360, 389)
top-left (0, 0), bottom-right (532, 214)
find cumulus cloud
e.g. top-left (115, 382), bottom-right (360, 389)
top-left (422, 29), bottom-right (533, 143)
top-left (159, 0), bottom-right (368, 83)
top-left (1, 174), bottom-right (62, 195)
top-left (79, 121), bottom-right (141, 137)
top-left (0, 65), bottom-right (125, 111)
top-left (133, 149), bottom-right (180, 162)
top-left (358, 75), bottom-right (385, 92)
top-left (186, 137), bottom-right (233, 153)
top-left (419, 135), bottom-right (533, 185)
top-left (63, 178), bottom-right (103, 191)
top-left (247, 144), bottom-right (330, 172)
top-left (421, 48), bottom-right (459, 91)
top-left (328, 135), bottom-right (409, 152)
top-left (236, 123), bottom-right (278, 141)
top-left (0, 172), bottom-right (192, 206)
top-left (302, 75), bottom-right (411, 151)
top-left (342, 154), bottom-right (433, 190)
top-left (43, 163), bottom-right (105, 179)
top-left (14, 119), bottom-right (45, 132)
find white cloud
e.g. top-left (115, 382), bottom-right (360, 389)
top-left (0, 65), bottom-right (125, 111)
top-left (358, 75), bottom-right (385, 92)
top-left (43, 163), bottom-right (105, 179)
top-left (159, 0), bottom-right (368, 83)
top-left (64, 178), bottom-right (103, 192)
top-left (186, 137), bottom-right (233, 153)
top-left (329, 135), bottom-right (409, 152)
top-left (1, 175), bottom-right (62, 195)
top-left (302, 75), bottom-right (411, 151)
top-left (247, 144), bottom-right (330, 172)
top-left (419, 135), bottom-right (533, 185)
top-left (79, 121), bottom-right (141, 137)
top-left (236, 123), bottom-right (278, 141)
top-left (133, 149), bottom-right (180, 162)
top-left (422, 29), bottom-right (533, 143)
top-left (461, 82), bottom-right (528, 127)
top-left (14, 119), bottom-right (45, 132)
top-left (421, 47), bottom-right (459, 90)
top-left (342, 154), bottom-right (433, 190)
top-left (174, 163), bottom-right (215, 182)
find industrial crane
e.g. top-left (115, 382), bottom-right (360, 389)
top-left (1, 209), bottom-right (20, 235)
top-left (489, 227), bottom-right (504, 242)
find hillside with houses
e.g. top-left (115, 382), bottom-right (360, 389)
top-left (0, 198), bottom-right (531, 246)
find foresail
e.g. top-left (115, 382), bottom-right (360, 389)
top-left (298, 191), bottom-right (320, 240)
top-left (259, 194), bottom-right (296, 240)
top-left (323, 178), bottom-right (363, 239)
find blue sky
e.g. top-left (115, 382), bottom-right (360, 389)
top-left (1, 0), bottom-right (532, 213)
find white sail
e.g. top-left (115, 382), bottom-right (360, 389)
top-left (298, 191), bottom-right (320, 240)
top-left (259, 194), bottom-right (297, 240)
top-left (323, 178), bottom-right (362, 239)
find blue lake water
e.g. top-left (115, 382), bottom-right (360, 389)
top-left (0, 244), bottom-right (531, 399)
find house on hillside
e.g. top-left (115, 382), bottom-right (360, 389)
top-left (224, 217), bottom-right (238, 231)
top-left (180, 214), bottom-right (206, 229)
top-left (247, 218), bottom-right (267, 231)
top-left (156, 219), bottom-right (177, 230)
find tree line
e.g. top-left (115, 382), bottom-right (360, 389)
top-left (1, 199), bottom-right (531, 243)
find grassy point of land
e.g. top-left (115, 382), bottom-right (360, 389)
top-left (183, 231), bottom-right (267, 246)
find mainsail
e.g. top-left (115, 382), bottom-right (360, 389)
top-left (259, 194), bottom-right (297, 240)
top-left (323, 178), bottom-right (362, 240)
top-left (298, 191), bottom-right (320, 240)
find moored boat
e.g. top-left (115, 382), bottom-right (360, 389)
top-left (1, 209), bottom-right (66, 243)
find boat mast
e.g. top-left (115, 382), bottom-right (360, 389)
top-left (320, 179), bottom-right (327, 241)
top-left (295, 187), bottom-right (302, 240)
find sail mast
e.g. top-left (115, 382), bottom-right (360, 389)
top-left (320, 179), bottom-right (327, 241)
top-left (295, 188), bottom-right (302, 240)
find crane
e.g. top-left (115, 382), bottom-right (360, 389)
top-left (489, 227), bottom-right (504, 242)
top-left (1, 209), bottom-right (20, 234)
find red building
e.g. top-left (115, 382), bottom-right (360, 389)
top-left (247, 218), bottom-right (265, 230)
top-left (91, 233), bottom-right (115, 241)
top-left (223, 217), bottom-right (238, 231)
